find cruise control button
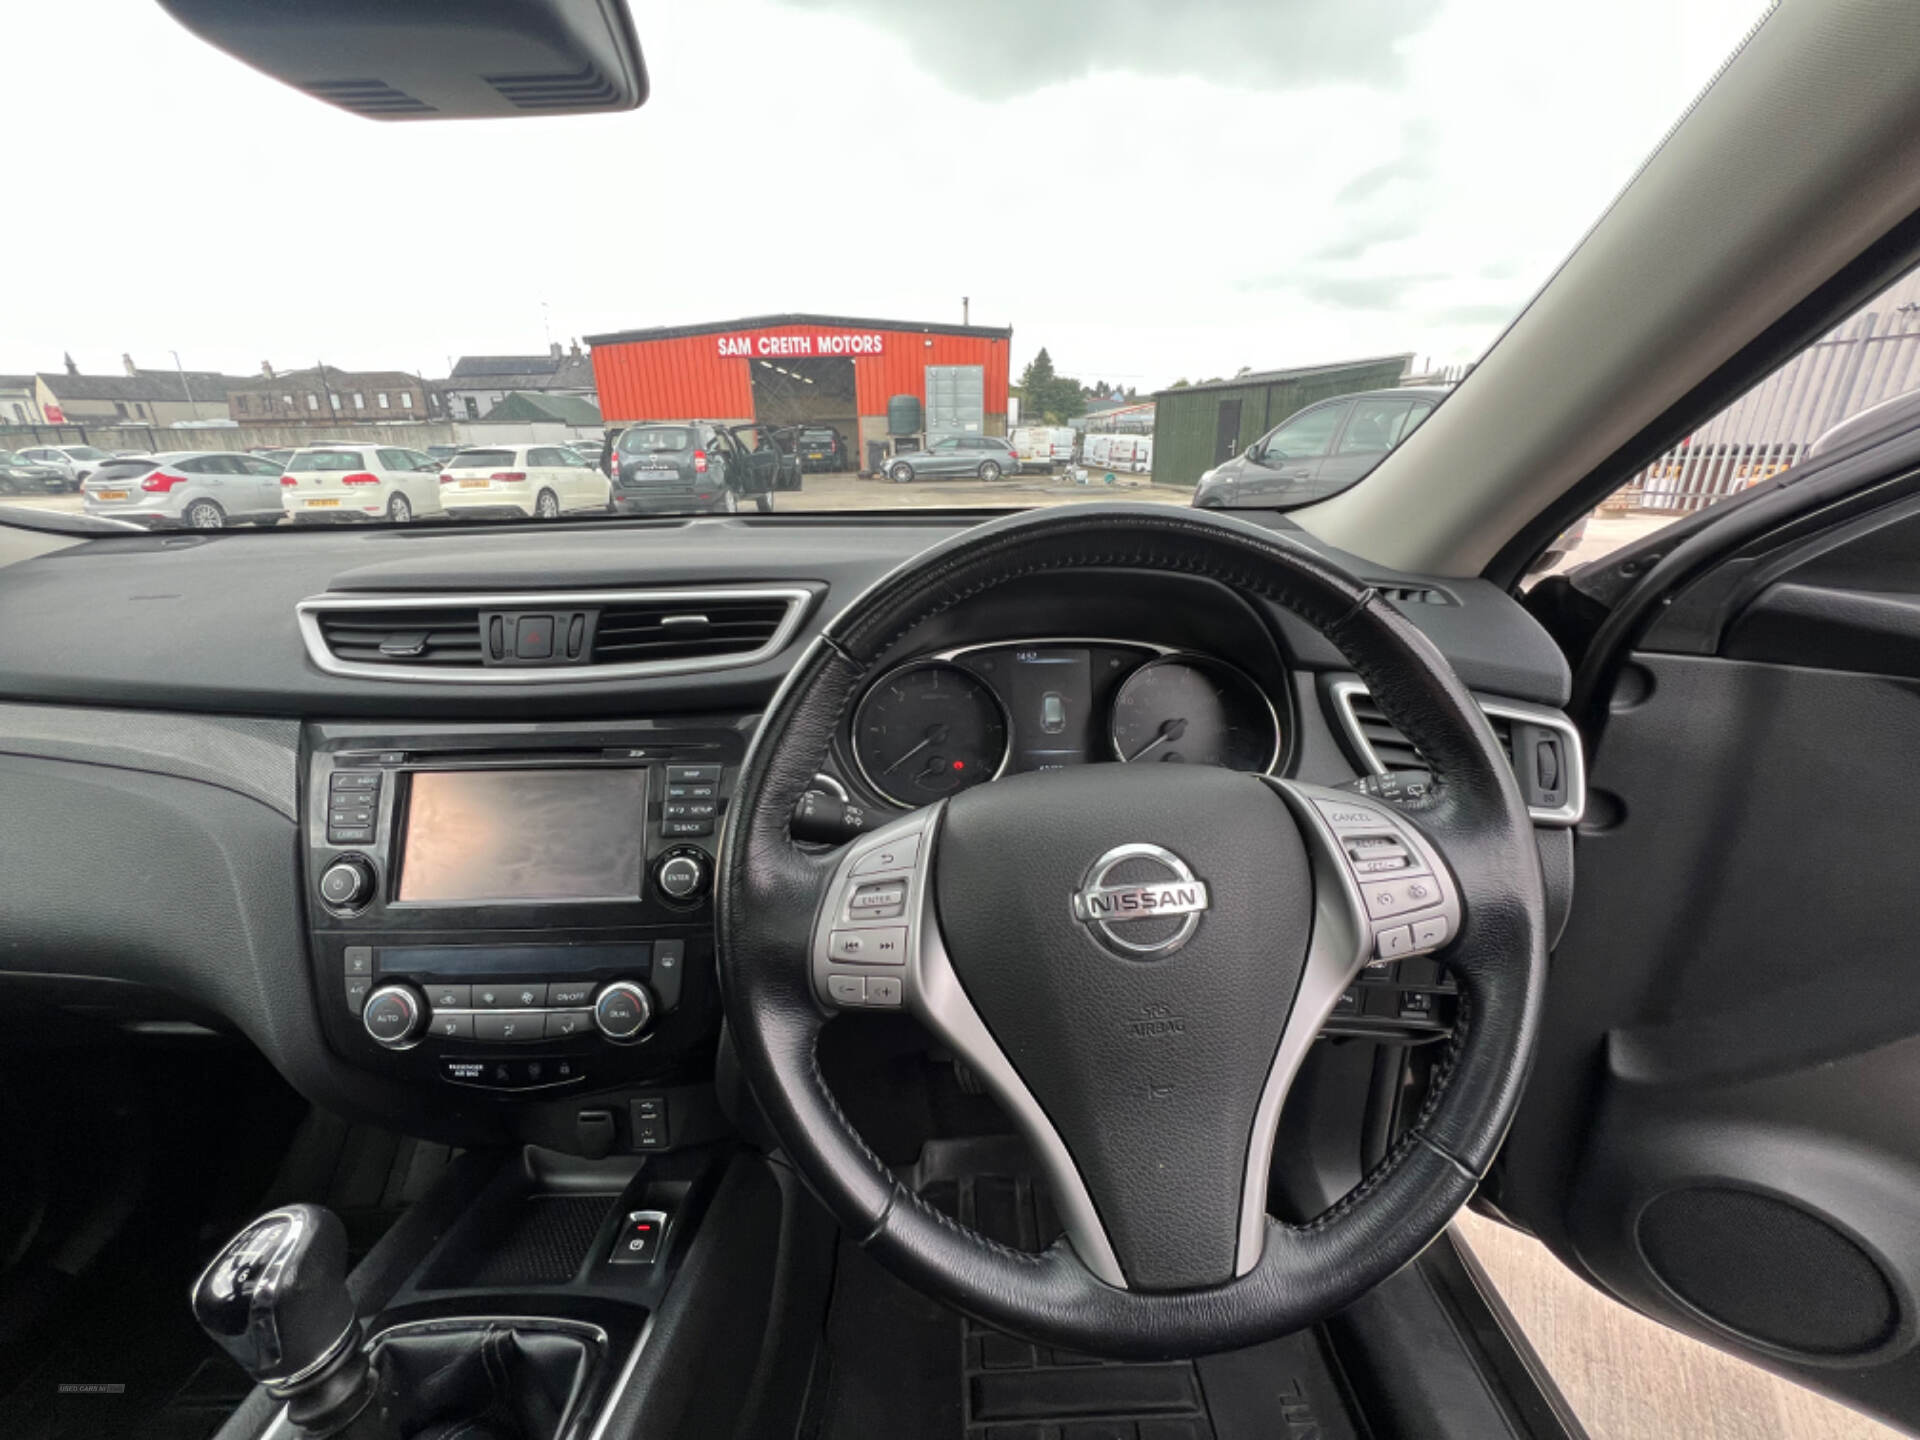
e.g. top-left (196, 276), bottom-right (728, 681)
top-left (851, 835), bottom-right (920, 875)
top-left (827, 927), bottom-right (908, 965)
top-left (1314, 798), bottom-right (1389, 830)
top-left (430, 1012), bottom-right (474, 1040)
top-left (1375, 924), bottom-right (1416, 959)
top-left (1361, 875), bottom-right (1442, 920)
top-left (545, 1009), bottom-right (593, 1038)
top-left (1411, 915), bottom-right (1450, 950)
top-left (826, 974), bottom-right (866, 1005)
top-left (545, 980), bottom-right (594, 1007)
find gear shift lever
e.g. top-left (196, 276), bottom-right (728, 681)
top-left (191, 1205), bottom-right (394, 1438)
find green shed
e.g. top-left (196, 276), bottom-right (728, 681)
top-left (1151, 354), bottom-right (1412, 491)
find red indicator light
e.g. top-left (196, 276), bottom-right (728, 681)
top-left (952, 760), bottom-right (965, 770)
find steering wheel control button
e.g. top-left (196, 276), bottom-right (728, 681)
top-left (1375, 924), bottom-right (1416, 959)
top-left (1361, 875), bottom-right (1442, 921)
top-left (593, 981), bottom-right (653, 1040)
top-left (651, 940), bottom-right (685, 1010)
top-left (545, 1009), bottom-right (592, 1039)
top-left (362, 985), bottom-right (423, 1047)
top-left (865, 977), bottom-right (903, 1007)
top-left (1411, 915), bottom-right (1450, 949)
top-left (848, 881), bottom-right (908, 918)
top-left (827, 974), bottom-right (867, 1005)
top-left (318, 857), bottom-right (375, 910)
top-left (545, 979), bottom-right (594, 1007)
top-left (430, 1012), bottom-right (474, 1040)
top-left (851, 835), bottom-right (920, 875)
top-left (828, 927), bottom-right (908, 965)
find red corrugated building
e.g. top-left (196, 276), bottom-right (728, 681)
top-left (585, 313), bottom-right (1013, 464)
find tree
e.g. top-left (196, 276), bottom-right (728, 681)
top-left (1015, 346), bottom-right (1090, 423)
top-left (1168, 378), bottom-right (1191, 389)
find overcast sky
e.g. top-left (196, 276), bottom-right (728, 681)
top-left (5, 0), bottom-right (1767, 390)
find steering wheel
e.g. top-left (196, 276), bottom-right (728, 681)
top-left (717, 505), bottom-right (1546, 1358)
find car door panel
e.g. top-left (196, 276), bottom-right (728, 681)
top-left (1501, 475), bottom-right (1920, 1428)
top-left (1241, 401), bottom-right (1347, 503)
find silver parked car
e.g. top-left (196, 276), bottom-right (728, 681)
top-left (82, 451), bottom-right (287, 529)
top-left (13, 444), bottom-right (116, 490)
top-left (885, 434), bottom-right (1018, 483)
top-left (1191, 386), bottom-right (1449, 509)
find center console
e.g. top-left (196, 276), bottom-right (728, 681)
top-left (304, 718), bottom-right (749, 1142)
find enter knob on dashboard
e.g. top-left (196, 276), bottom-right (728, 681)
top-left (594, 980), bottom-right (653, 1041)
top-left (654, 847), bottom-right (712, 902)
top-left (318, 856), bottom-right (375, 911)
top-left (362, 985), bottom-right (424, 1048)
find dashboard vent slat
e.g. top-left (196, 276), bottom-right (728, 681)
top-left (315, 608), bottom-right (483, 667)
top-left (298, 588), bottom-right (812, 685)
top-left (592, 599), bottom-right (793, 665)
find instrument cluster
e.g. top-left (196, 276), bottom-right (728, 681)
top-left (848, 640), bottom-right (1285, 808)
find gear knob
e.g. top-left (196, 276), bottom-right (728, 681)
top-left (191, 1205), bottom-right (358, 1390)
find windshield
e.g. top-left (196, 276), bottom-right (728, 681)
top-left (286, 450), bottom-right (365, 472)
top-left (2, 1), bottom-right (1768, 528)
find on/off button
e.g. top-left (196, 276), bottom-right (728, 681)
top-left (828, 927), bottom-right (908, 965)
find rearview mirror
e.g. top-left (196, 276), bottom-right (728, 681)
top-left (156, 0), bottom-right (648, 120)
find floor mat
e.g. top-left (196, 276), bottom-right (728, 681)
top-left (810, 1155), bottom-right (1362, 1440)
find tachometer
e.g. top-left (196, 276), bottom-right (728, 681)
top-left (853, 661), bottom-right (1010, 806)
top-left (1109, 655), bottom-right (1280, 772)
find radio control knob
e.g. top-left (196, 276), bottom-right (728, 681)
top-left (593, 980), bottom-right (654, 1041)
top-left (654, 849), bottom-right (711, 902)
top-left (362, 985), bottom-right (424, 1048)
top-left (319, 856), bottom-right (375, 910)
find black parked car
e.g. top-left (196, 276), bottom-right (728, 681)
top-left (794, 425), bottom-right (848, 473)
top-left (0, 449), bottom-right (71, 495)
top-left (608, 421), bottom-right (802, 514)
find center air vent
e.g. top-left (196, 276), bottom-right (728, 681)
top-left (593, 596), bottom-right (796, 665)
top-left (315, 607), bottom-right (483, 667)
top-left (297, 588), bottom-right (812, 685)
top-left (1327, 679), bottom-right (1585, 826)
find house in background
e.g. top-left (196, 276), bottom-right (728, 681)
top-left (227, 364), bottom-right (437, 424)
top-left (0, 376), bottom-right (43, 426)
top-left (444, 343), bottom-right (597, 421)
top-left (479, 392), bottom-right (602, 426)
top-left (34, 353), bottom-right (248, 426)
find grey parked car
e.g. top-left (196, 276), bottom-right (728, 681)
top-left (82, 451), bottom-right (287, 529)
top-left (13, 444), bottom-right (116, 490)
top-left (1191, 386), bottom-right (1448, 508)
top-left (886, 434), bottom-right (1018, 483)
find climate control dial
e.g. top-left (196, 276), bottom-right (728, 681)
top-left (362, 985), bottom-right (425, 1048)
top-left (593, 980), bottom-right (654, 1042)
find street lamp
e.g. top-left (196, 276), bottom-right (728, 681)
top-left (171, 349), bottom-right (203, 422)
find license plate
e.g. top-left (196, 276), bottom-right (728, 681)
top-left (95, 489), bottom-right (128, 501)
top-left (459, 479), bottom-right (489, 488)
top-left (307, 497), bottom-right (341, 508)
top-left (807, 452), bottom-right (824, 459)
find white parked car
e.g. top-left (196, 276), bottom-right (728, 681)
top-left (14, 444), bottom-right (115, 490)
top-left (83, 451), bottom-right (287, 529)
top-left (278, 444), bottom-right (447, 524)
top-left (436, 444), bottom-right (612, 520)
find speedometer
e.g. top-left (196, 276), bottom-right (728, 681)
top-left (1109, 655), bottom-right (1280, 772)
top-left (853, 661), bottom-right (1010, 807)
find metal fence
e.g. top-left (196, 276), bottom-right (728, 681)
top-left (1629, 274), bottom-right (1920, 512)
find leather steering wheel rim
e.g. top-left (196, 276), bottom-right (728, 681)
top-left (716, 504), bottom-right (1546, 1358)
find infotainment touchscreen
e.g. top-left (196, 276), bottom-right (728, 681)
top-left (397, 769), bottom-right (646, 903)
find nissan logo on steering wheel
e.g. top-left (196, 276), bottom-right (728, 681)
top-left (1071, 843), bottom-right (1211, 958)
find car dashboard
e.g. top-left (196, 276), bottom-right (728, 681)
top-left (0, 511), bottom-right (1580, 1158)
